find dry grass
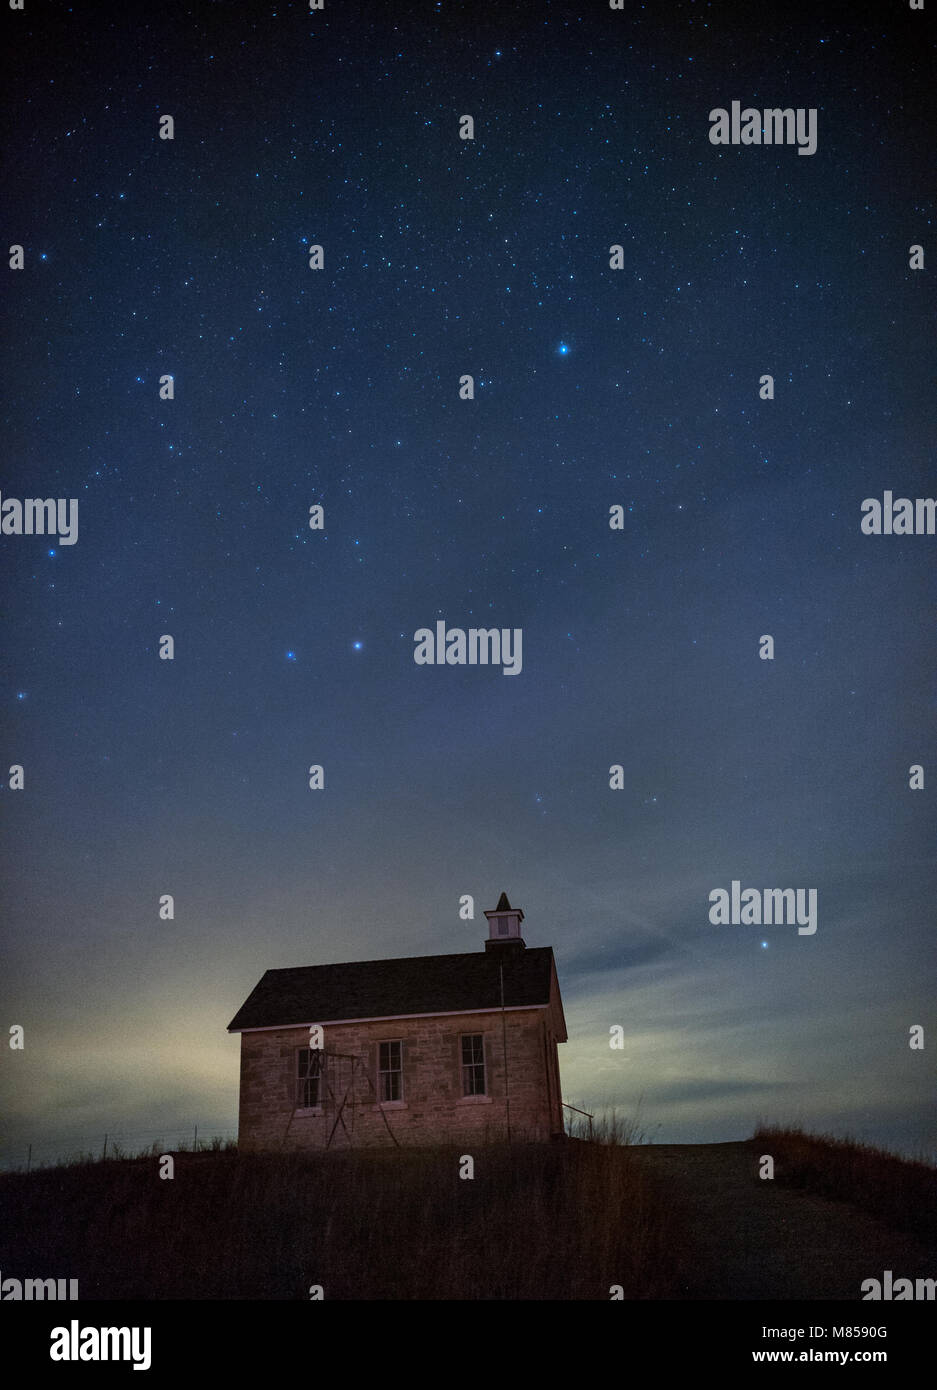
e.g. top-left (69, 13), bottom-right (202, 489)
top-left (752, 1124), bottom-right (937, 1240)
top-left (0, 1136), bottom-right (691, 1300)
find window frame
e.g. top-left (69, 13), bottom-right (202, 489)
top-left (377, 1038), bottom-right (404, 1103)
top-left (295, 1045), bottom-right (325, 1112)
top-left (460, 1032), bottom-right (487, 1096)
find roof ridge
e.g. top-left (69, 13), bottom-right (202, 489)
top-left (264, 945), bottom-right (552, 973)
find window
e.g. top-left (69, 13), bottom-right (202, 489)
top-left (497, 918), bottom-right (509, 935)
top-left (378, 1040), bottom-right (402, 1101)
top-left (296, 1048), bottom-right (323, 1108)
top-left (461, 1034), bottom-right (486, 1095)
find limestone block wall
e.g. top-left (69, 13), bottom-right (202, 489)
top-left (236, 1006), bottom-right (563, 1150)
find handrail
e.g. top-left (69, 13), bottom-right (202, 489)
top-left (561, 1102), bottom-right (594, 1140)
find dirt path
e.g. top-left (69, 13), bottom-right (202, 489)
top-left (629, 1141), bottom-right (936, 1300)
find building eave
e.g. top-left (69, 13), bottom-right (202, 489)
top-left (228, 1002), bottom-right (549, 1034)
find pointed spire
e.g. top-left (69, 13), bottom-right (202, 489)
top-left (495, 891), bottom-right (512, 911)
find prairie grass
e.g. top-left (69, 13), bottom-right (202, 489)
top-left (752, 1124), bottom-right (937, 1240)
top-left (0, 1136), bottom-right (690, 1299)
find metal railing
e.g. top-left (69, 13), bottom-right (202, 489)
top-left (562, 1102), bottom-right (594, 1141)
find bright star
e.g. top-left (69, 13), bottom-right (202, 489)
top-left (353, 641), bottom-right (363, 651)
top-left (557, 342), bottom-right (569, 356)
top-left (286, 650), bottom-right (296, 661)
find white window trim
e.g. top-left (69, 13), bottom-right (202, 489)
top-left (295, 1045), bottom-right (325, 1112)
top-left (460, 1032), bottom-right (487, 1098)
top-left (377, 1038), bottom-right (404, 1104)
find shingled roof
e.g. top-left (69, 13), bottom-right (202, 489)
top-left (227, 946), bottom-right (560, 1032)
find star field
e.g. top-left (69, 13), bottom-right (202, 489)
top-left (1, 0), bottom-right (935, 1166)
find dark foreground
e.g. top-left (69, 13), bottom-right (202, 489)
top-left (1, 1137), bottom-right (933, 1299)
top-left (630, 1141), bottom-right (936, 1300)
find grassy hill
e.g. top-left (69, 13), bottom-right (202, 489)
top-left (3, 1127), bottom-right (932, 1300)
top-left (0, 1138), bottom-right (689, 1300)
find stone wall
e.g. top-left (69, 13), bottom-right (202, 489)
top-left (237, 1007), bottom-right (563, 1150)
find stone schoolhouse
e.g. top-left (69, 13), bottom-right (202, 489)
top-left (227, 894), bottom-right (567, 1149)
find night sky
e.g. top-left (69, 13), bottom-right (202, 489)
top-left (2, 0), bottom-right (934, 1169)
